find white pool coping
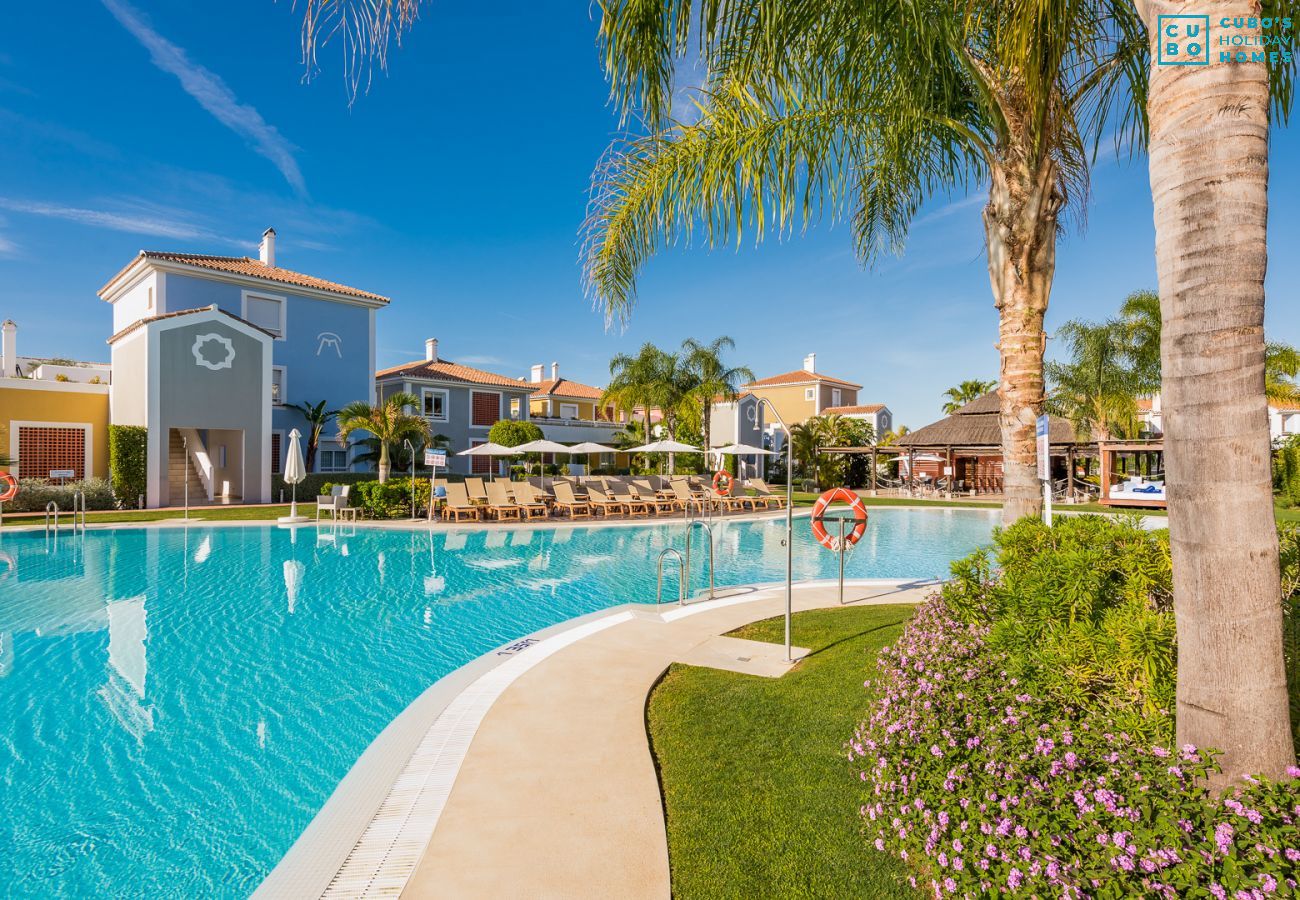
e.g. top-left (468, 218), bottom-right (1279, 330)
top-left (255, 577), bottom-right (934, 899)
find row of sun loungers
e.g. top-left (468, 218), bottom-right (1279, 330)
top-left (439, 475), bottom-right (787, 522)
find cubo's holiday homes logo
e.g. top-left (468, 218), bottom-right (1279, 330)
top-left (1157, 14), bottom-right (1293, 66)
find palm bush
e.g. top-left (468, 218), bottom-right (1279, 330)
top-left (336, 392), bottom-right (430, 483)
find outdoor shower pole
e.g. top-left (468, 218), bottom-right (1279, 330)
top-left (754, 397), bottom-right (795, 662)
top-left (182, 433), bottom-right (189, 521)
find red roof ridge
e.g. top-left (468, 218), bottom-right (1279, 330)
top-left (101, 251), bottom-right (389, 304)
top-left (744, 369), bottom-right (862, 389)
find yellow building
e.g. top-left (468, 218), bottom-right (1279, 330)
top-left (743, 353), bottom-right (863, 428)
top-left (0, 379), bottom-right (111, 480)
top-left (526, 363), bottom-right (620, 422)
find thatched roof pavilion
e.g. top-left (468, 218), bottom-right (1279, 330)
top-left (896, 392), bottom-right (1079, 451)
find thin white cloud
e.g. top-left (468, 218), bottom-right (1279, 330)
top-left (458, 354), bottom-right (507, 366)
top-left (100, 0), bottom-right (306, 196)
top-left (912, 193), bottom-right (986, 228)
top-left (0, 197), bottom-right (212, 240)
top-left (0, 234), bottom-right (18, 256)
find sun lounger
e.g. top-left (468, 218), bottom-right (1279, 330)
top-left (633, 479), bottom-right (683, 514)
top-left (511, 482), bottom-right (550, 519)
top-left (465, 477), bottom-right (489, 505)
top-left (748, 478), bottom-right (787, 509)
top-left (586, 486), bottom-right (630, 517)
top-left (669, 479), bottom-right (712, 514)
top-left (708, 485), bottom-right (754, 511)
top-left (552, 482), bottom-right (592, 518)
top-left (483, 480), bottom-right (523, 520)
top-left (605, 479), bottom-right (652, 516)
top-left (441, 482), bottom-right (482, 522)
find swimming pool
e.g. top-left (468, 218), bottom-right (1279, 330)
top-left (0, 509), bottom-right (997, 897)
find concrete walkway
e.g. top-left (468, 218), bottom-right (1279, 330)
top-left (398, 581), bottom-right (933, 899)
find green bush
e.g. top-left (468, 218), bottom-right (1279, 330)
top-left (6, 477), bottom-right (116, 513)
top-left (487, 419), bottom-right (543, 448)
top-left (108, 424), bottom-right (147, 508)
top-left (943, 514), bottom-right (1176, 736)
top-left (327, 477), bottom-right (431, 519)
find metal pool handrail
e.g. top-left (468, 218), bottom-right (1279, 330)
top-left (684, 518), bottom-right (715, 602)
top-left (656, 547), bottom-right (685, 605)
top-left (44, 501), bottom-right (59, 534)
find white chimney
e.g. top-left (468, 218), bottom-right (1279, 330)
top-left (803, 352), bottom-right (816, 373)
top-left (425, 338), bottom-right (439, 362)
top-left (259, 227), bottom-right (276, 267)
top-left (530, 364), bottom-right (544, 383)
top-left (551, 361), bottom-right (559, 381)
top-left (1, 319), bottom-right (15, 377)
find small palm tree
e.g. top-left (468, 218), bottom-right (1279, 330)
top-left (1046, 319), bottom-right (1140, 442)
top-left (336, 393), bottom-right (430, 483)
top-left (1266, 343), bottom-right (1300, 408)
top-left (1117, 289), bottom-right (1161, 395)
top-left (681, 336), bottom-right (754, 453)
top-left (942, 380), bottom-right (997, 415)
top-left (286, 400), bottom-right (338, 472)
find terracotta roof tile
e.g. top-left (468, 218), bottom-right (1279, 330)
top-left (824, 403), bottom-right (886, 415)
top-left (531, 378), bottom-right (606, 400)
top-left (102, 251), bottom-right (389, 304)
top-left (744, 369), bottom-right (862, 389)
top-left (376, 358), bottom-right (536, 390)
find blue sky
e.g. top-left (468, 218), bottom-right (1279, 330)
top-left (1, 2), bottom-right (1297, 429)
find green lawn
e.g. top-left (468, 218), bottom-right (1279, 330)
top-left (646, 605), bottom-right (918, 899)
top-left (1, 503), bottom-right (311, 527)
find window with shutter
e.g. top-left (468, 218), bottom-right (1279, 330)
top-left (471, 391), bottom-right (499, 426)
top-left (244, 295), bottom-right (284, 337)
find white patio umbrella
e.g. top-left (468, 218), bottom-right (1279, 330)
top-left (512, 439), bottom-right (573, 487)
top-left (456, 441), bottom-right (519, 480)
top-left (711, 442), bottom-right (775, 480)
top-left (567, 441), bottom-right (617, 475)
top-left (626, 438), bottom-right (703, 475)
top-left (278, 427), bottom-right (310, 524)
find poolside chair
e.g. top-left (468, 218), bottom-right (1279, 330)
top-left (441, 483), bottom-right (482, 522)
top-left (705, 478), bottom-right (755, 512)
top-left (510, 482), bottom-right (549, 520)
top-left (669, 479), bottom-right (712, 515)
top-left (586, 486), bottom-right (630, 517)
top-left (747, 479), bottom-right (787, 509)
top-left (315, 484), bottom-right (354, 521)
top-left (632, 479), bottom-right (682, 515)
top-left (603, 479), bottom-right (651, 516)
top-left (484, 480), bottom-right (523, 520)
top-left (465, 477), bottom-right (489, 505)
top-left (552, 482), bottom-right (592, 518)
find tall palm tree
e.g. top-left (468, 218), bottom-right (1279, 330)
top-left (286, 400), bottom-right (338, 472)
top-left (942, 380), bottom-right (998, 415)
top-left (1045, 318), bottom-right (1141, 441)
top-left (603, 342), bottom-right (666, 447)
top-left (681, 336), bottom-right (755, 453)
top-left (1129, 4), bottom-right (1298, 784)
top-left (336, 392), bottom-right (430, 484)
top-left (584, 2), bottom-right (1146, 523)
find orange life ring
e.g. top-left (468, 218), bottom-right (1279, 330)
top-left (712, 470), bottom-right (734, 495)
top-left (0, 472), bottom-right (17, 503)
top-left (811, 487), bottom-right (868, 551)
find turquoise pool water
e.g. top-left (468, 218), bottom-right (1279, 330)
top-left (0, 509), bottom-right (997, 897)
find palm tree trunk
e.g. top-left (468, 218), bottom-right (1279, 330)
top-left (984, 158), bottom-right (1062, 522)
top-left (378, 441), bottom-right (391, 484)
top-left (1137, 1), bottom-right (1294, 786)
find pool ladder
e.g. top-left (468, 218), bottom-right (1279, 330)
top-left (655, 518), bottom-right (716, 605)
top-left (43, 493), bottom-right (87, 535)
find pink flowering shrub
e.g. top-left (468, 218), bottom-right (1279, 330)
top-left (853, 519), bottom-right (1300, 897)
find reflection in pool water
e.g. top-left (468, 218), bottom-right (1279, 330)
top-left (0, 509), bottom-right (997, 897)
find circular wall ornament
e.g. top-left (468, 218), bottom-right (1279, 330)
top-left (193, 333), bottom-right (236, 371)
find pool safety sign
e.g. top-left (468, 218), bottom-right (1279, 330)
top-left (424, 449), bottom-right (446, 468)
top-left (1036, 415), bottom-right (1050, 480)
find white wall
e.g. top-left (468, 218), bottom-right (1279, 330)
top-left (110, 271), bottom-right (163, 333)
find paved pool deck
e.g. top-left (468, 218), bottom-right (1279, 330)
top-left (279, 579), bottom-right (936, 899)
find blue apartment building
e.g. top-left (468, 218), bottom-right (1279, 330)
top-left (100, 229), bottom-right (387, 506)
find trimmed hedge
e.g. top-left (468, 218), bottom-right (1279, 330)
top-left (6, 477), bottom-right (116, 513)
top-left (323, 477), bottom-right (431, 519)
top-left (108, 424), bottom-right (147, 509)
top-left (271, 471), bottom-right (372, 503)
